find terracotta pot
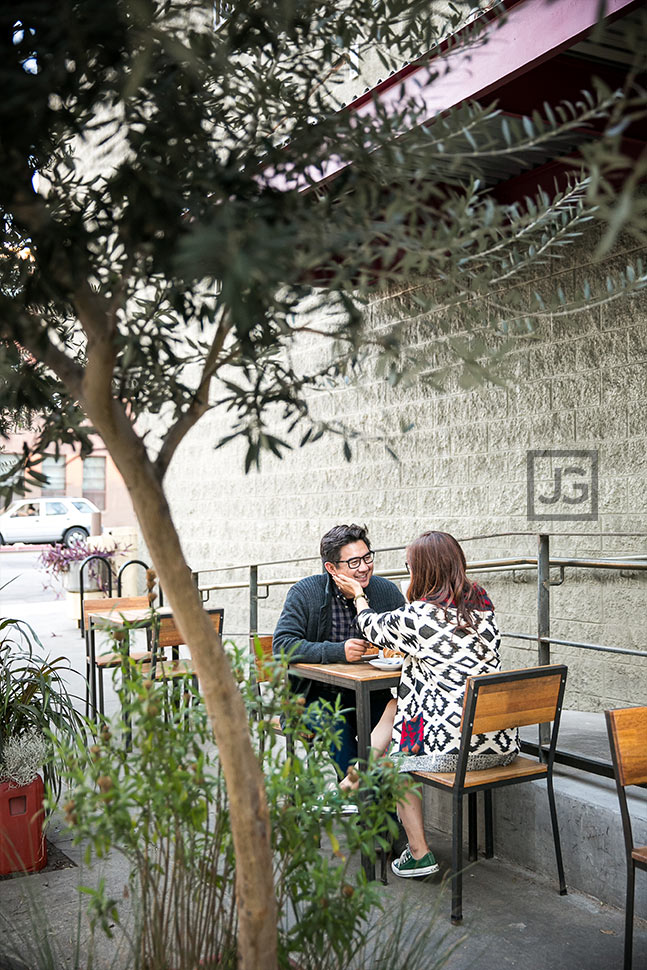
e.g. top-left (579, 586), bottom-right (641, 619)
top-left (0, 775), bottom-right (47, 875)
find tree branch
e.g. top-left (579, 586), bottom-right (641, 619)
top-left (154, 310), bottom-right (233, 480)
top-left (0, 312), bottom-right (85, 397)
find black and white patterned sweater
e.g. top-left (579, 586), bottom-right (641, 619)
top-left (356, 588), bottom-right (519, 772)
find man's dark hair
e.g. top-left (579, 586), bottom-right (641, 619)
top-left (320, 523), bottom-right (370, 564)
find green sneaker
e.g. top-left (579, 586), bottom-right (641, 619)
top-left (391, 844), bottom-right (439, 878)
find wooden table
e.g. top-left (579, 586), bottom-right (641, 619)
top-left (289, 660), bottom-right (402, 879)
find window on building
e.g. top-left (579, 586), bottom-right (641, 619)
top-left (41, 455), bottom-right (66, 495)
top-left (82, 456), bottom-right (106, 510)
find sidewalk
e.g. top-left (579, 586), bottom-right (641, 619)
top-left (1, 809), bottom-right (642, 970)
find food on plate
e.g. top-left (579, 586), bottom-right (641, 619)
top-left (362, 644), bottom-right (379, 656)
top-left (382, 648), bottom-right (404, 659)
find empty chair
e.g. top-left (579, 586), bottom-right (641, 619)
top-left (605, 705), bottom-right (647, 970)
top-left (249, 634), bottom-right (313, 752)
top-left (411, 663), bottom-right (568, 923)
top-left (83, 596), bottom-right (153, 717)
top-left (146, 608), bottom-right (224, 685)
top-left (249, 633), bottom-right (288, 738)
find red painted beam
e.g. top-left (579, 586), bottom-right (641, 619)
top-left (312, 0), bottom-right (641, 186)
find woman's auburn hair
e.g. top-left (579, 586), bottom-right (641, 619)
top-left (406, 531), bottom-right (479, 629)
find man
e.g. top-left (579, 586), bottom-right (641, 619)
top-left (273, 523), bottom-right (405, 775)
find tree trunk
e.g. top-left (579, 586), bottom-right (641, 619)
top-left (83, 403), bottom-right (278, 970)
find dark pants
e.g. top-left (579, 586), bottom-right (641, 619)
top-left (304, 685), bottom-right (392, 777)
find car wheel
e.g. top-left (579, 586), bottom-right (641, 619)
top-left (0, 533), bottom-right (4, 546)
top-left (63, 526), bottom-right (89, 547)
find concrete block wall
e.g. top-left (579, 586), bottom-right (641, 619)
top-left (165, 233), bottom-right (647, 712)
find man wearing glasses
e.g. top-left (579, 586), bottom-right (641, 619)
top-left (273, 523), bottom-right (404, 776)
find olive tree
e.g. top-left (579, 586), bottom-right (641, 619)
top-left (1, 2), bottom-right (646, 967)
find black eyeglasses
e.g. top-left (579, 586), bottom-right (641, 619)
top-left (337, 552), bottom-right (375, 569)
top-left (404, 562), bottom-right (410, 573)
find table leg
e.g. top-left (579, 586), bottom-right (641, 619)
top-left (355, 684), bottom-right (372, 770)
top-left (88, 626), bottom-right (98, 720)
top-left (356, 684), bottom-right (375, 881)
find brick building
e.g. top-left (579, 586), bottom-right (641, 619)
top-left (1, 430), bottom-right (135, 529)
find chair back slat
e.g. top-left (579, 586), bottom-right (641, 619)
top-left (157, 609), bottom-right (223, 649)
top-left (158, 616), bottom-right (182, 649)
top-left (469, 666), bottom-right (565, 735)
top-left (606, 706), bottom-right (647, 787)
top-left (83, 596), bottom-right (150, 630)
top-left (250, 635), bottom-right (274, 683)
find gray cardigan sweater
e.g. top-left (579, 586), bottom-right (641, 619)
top-left (273, 572), bottom-right (405, 665)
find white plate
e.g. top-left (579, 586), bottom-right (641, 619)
top-left (360, 652), bottom-right (380, 660)
top-left (369, 657), bottom-right (403, 670)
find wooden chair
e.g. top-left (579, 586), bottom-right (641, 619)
top-left (249, 634), bottom-right (313, 751)
top-left (250, 634), bottom-right (287, 735)
top-left (83, 596), bottom-right (153, 718)
top-left (605, 706), bottom-right (647, 970)
top-left (144, 608), bottom-right (224, 686)
top-left (411, 664), bottom-right (568, 923)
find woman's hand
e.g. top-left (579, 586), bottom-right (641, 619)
top-left (333, 573), bottom-right (363, 600)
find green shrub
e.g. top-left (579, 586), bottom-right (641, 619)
top-left (0, 616), bottom-right (86, 796)
top-left (51, 641), bottom-right (450, 970)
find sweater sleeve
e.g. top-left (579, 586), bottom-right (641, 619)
top-left (355, 601), bottom-right (450, 659)
top-left (357, 600), bottom-right (501, 665)
top-left (273, 582), bottom-right (347, 664)
top-left (354, 602), bottom-right (420, 654)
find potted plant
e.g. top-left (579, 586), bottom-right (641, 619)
top-left (38, 538), bottom-right (132, 625)
top-left (38, 538), bottom-right (126, 593)
top-left (0, 615), bottom-right (86, 875)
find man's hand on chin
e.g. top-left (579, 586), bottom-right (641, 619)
top-left (344, 638), bottom-right (370, 662)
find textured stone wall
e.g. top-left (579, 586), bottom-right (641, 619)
top-left (164, 234), bottom-right (647, 713)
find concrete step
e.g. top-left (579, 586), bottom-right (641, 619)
top-left (421, 711), bottom-right (647, 913)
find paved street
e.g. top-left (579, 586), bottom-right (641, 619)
top-left (0, 547), bottom-right (64, 603)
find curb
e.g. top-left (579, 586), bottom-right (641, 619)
top-left (0, 545), bottom-right (50, 553)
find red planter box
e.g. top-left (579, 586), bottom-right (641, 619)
top-left (0, 775), bottom-right (47, 875)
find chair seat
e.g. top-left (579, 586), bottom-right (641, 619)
top-left (141, 659), bottom-right (196, 680)
top-left (268, 714), bottom-right (314, 741)
top-left (632, 846), bottom-right (647, 868)
top-left (413, 755), bottom-right (548, 789)
top-left (96, 650), bottom-right (152, 668)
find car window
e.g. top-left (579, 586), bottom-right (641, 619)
top-left (71, 500), bottom-right (93, 513)
top-left (45, 501), bottom-right (68, 516)
top-left (11, 502), bottom-right (39, 517)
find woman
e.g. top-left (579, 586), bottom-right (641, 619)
top-left (332, 530), bottom-right (519, 878)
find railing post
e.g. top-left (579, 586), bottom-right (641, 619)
top-left (537, 533), bottom-right (551, 749)
top-left (537, 533), bottom-right (551, 667)
top-left (249, 563), bottom-right (258, 637)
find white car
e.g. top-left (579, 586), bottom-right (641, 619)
top-left (0, 497), bottom-right (101, 547)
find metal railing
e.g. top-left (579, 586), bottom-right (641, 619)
top-left (193, 531), bottom-right (647, 780)
top-left (78, 556), bottom-right (162, 634)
